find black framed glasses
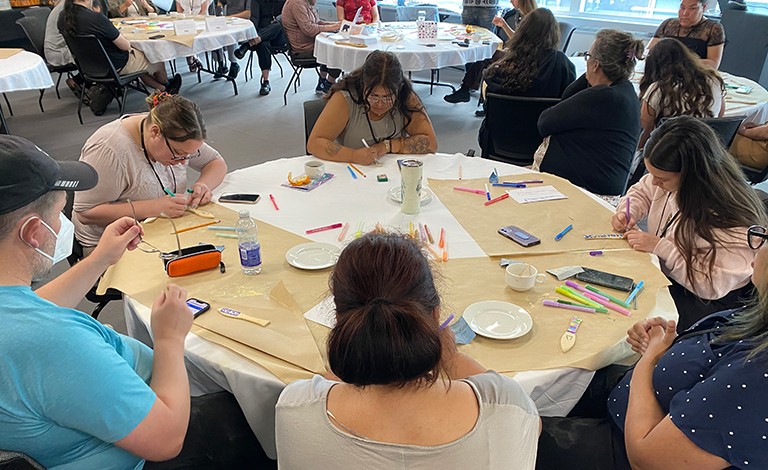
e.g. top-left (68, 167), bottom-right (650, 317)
top-left (748, 225), bottom-right (768, 250)
top-left (164, 136), bottom-right (201, 161)
top-left (583, 52), bottom-right (592, 62)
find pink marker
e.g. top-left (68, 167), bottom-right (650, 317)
top-left (543, 300), bottom-right (597, 313)
top-left (306, 223), bottom-right (343, 234)
top-left (453, 186), bottom-right (486, 195)
top-left (565, 280), bottom-right (609, 302)
top-left (582, 291), bottom-right (631, 316)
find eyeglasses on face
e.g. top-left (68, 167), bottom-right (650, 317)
top-left (164, 136), bottom-right (201, 161)
top-left (367, 93), bottom-right (395, 105)
top-left (748, 225), bottom-right (768, 250)
top-left (582, 52), bottom-right (593, 62)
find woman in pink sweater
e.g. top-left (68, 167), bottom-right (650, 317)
top-left (612, 116), bottom-right (767, 331)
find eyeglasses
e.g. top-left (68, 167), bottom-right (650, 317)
top-left (367, 94), bottom-right (395, 106)
top-left (164, 136), bottom-right (201, 162)
top-left (127, 198), bottom-right (163, 255)
top-left (748, 225), bottom-right (768, 250)
top-left (583, 52), bottom-right (593, 62)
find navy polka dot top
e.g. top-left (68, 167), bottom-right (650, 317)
top-left (607, 310), bottom-right (768, 469)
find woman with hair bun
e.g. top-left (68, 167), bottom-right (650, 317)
top-left (538, 29), bottom-right (645, 196)
top-left (276, 233), bottom-right (541, 469)
top-left (73, 92), bottom-right (227, 254)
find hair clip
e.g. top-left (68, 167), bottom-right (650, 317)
top-left (626, 50), bottom-right (636, 60)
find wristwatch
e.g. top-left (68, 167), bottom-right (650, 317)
top-left (383, 139), bottom-right (391, 153)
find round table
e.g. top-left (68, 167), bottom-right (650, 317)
top-left (314, 22), bottom-right (502, 73)
top-left (568, 57), bottom-right (768, 122)
top-left (0, 49), bottom-right (53, 134)
top-left (112, 153), bottom-right (677, 460)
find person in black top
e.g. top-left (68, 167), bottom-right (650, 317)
top-left (59, 0), bottom-right (181, 93)
top-left (477, 8), bottom-right (575, 156)
top-left (234, 0), bottom-right (287, 96)
top-left (538, 29), bottom-right (644, 196)
top-left (646, 0), bottom-right (724, 69)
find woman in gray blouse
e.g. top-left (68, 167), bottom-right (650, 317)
top-left (276, 233), bottom-right (541, 469)
top-left (307, 51), bottom-right (438, 166)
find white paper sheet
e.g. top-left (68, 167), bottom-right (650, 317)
top-left (507, 185), bottom-right (567, 204)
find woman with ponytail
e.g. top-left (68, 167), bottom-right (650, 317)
top-left (73, 92), bottom-right (227, 254)
top-left (275, 233), bottom-right (541, 469)
top-left (538, 29), bottom-right (645, 196)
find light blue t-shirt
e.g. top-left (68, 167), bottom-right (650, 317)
top-left (0, 286), bottom-right (157, 470)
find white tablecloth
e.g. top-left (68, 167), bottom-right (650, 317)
top-left (124, 153), bottom-right (677, 459)
top-left (569, 57), bottom-right (768, 122)
top-left (314, 22), bottom-right (502, 72)
top-left (0, 50), bottom-right (53, 93)
top-left (122, 17), bottom-right (257, 63)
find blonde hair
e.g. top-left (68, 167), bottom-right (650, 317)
top-left (145, 92), bottom-right (206, 142)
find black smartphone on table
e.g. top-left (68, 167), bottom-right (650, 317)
top-left (186, 298), bottom-right (211, 318)
top-left (219, 193), bottom-right (261, 204)
top-left (574, 268), bottom-right (634, 292)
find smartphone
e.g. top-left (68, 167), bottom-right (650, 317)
top-left (574, 268), bottom-right (634, 292)
top-left (149, 34), bottom-right (165, 39)
top-left (219, 193), bottom-right (261, 204)
top-left (186, 298), bottom-right (210, 318)
top-left (735, 85), bottom-right (753, 94)
top-left (498, 225), bottom-right (541, 247)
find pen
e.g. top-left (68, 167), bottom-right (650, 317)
top-left (504, 180), bottom-right (543, 184)
top-left (424, 224), bottom-right (435, 244)
top-left (543, 300), bottom-right (597, 313)
top-left (625, 281), bottom-right (645, 304)
top-left (347, 165), bottom-right (358, 179)
top-left (419, 222), bottom-right (427, 242)
top-left (439, 228), bottom-right (446, 248)
top-left (349, 163), bottom-right (366, 178)
top-left (338, 222), bottom-right (350, 241)
top-left (484, 193), bottom-right (509, 206)
top-left (438, 312), bottom-right (455, 330)
top-left (557, 299), bottom-right (608, 313)
top-left (565, 280), bottom-right (609, 301)
top-left (459, 164), bottom-right (462, 180)
top-left (361, 138), bottom-right (369, 148)
top-left (442, 241), bottom-right (448, 262)
top-left (172, 219), bottom-right (221, 234)
top-left (208, 226), bottom-right (236, 231)
top-left (453, 186), bottom-right (486, 195)
top-left (306, 222), bottom-right (343, 234)
top-left (269, 194), bottom-right (279, 211)
top-left (625, 196), bottom-right (631, 226)
top-left (409, 221), bottom-right (415, 238)
top-left (484, 183), bottom-right (491, 201)
top-left (556, 286), bottom-right (602, 308)
top-left (163, 188), bottom-right (176, 197)
top-left (585, 285), bottom-right (631, 308)
top-left (554, 224), bottom-right (573, 241)
top-left (492, 183), bottom-right (526, 188)
top-left (426, 244), bottom-right (441, 261)
top-left (215, 233), bottom-right (239, 239)
top-left (582, 291), bottom-right (631, 316)
top-left (186, 188), bottom-right (194, 194)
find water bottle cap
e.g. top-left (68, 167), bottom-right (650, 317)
top-left (239, 210), bottom-right (249, 218)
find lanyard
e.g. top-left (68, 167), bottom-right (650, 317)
top-left (365, 112), bottom-right (397, 144)
top-left (140, 119), bottom-right (177, 195)
top-left (655, 192), bottom-right (681, 238)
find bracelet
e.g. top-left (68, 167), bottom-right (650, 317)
top-left (383, 139), bottom-right (391, 153)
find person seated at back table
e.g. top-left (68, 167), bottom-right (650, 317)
top-left (478, 8), bottom-right (575, 155)
top-left (731, 119), bottom-right (768, 172)
top-left (0, 136), bottom-right (267, 469)
top-left (74, 92), bottom-right (227, 255)
top-left (613, 116), bottom-right (766, 331)
top-left (276, 232), bottom-right (541, 469)
top-left (646, 0), bottom-right (724, 69)
top-left (637, 37), bottom-right (724, 150)
top-left (336, 0), bottom-right (378, 23)
top-left (107, 0), bottom-right (156, 18)
top-left (537, 220), bottom-right (768, 469)
top-left (234, 0), bottom-right (287, 96)
top-left (46, 0), bottom-right (95, 99)
top-left (307, 51), bottom-right (438, 165)
top-left (537, 29), bottom-right (644, 196)
top-left (59, 0), bottom-right (181, 93)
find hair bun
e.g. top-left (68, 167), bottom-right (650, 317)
top-left (146, 91), bottom-right (173, 109)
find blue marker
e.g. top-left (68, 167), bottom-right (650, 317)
top-left (347, 165), bottom-right (358, 179)
top-left (554, 224), bottom-right (573, 241)
top-left (625, 281), bottom-right (645, 304)
top-left (492, 183), bottom-right (526, 188)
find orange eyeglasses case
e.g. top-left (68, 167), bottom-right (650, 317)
top-left (162, 244), bottom-right (225, 277)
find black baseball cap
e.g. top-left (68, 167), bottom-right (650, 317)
top-left (0, 135), bottom-right (98, 215)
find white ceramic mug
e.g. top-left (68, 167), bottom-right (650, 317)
top-left (505, 263), bottom-right (546, 292)
top-left (304, 160), bottom-right (325, 180)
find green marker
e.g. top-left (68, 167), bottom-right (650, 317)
top-left (163, 188), bottom-right (176, 197)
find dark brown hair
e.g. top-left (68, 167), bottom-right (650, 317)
top-left (591, 29), bottom-right (645, 82)
top-left (639, 38), bottom-right (724, 124)
top-left (484, 8), bottom-right (559, 94)
top-left (145, 92), bottom-right (206, 142)
top-left (644, 116), bottom-right (767, 292)
top-left (327, 233), bottom-right (443, 387)
top-left (328, 51), bottom-right (424, 136)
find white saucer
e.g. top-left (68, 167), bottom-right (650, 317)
top-left (462, 301), bottom-right (533, 340)
top-left (285, 242), bottom-right (340, 270)
top-left (387, 186), bottom-right (432, 206)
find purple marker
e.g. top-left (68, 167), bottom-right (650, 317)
top-left (439, 312), bottom-right (455, 330)
top-left (589, 251), bottom-right (603, 256)
top-left (625, 196), bottom-right (631, 227)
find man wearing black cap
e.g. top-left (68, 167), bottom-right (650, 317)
top-left (0, 135), bottom-right (194, 468)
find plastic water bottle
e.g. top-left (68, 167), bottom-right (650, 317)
top-left (236, 210), bottom-right (262, 275)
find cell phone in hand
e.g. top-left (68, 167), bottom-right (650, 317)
top-left (219, 193), bottom-right (261, 204)
top-left (186, 298), bottom-right (210, 318)
top-left (498, 225), bottom-right (541, 247)
top-left (574, 268), bottom-right (634, 292)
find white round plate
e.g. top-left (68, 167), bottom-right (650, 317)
top-left (387, 186), bottom-right (433, 206)
top-left (462, 301), bottom-right (533, 340)
top-left (285, 242), bottom-right (340, 270)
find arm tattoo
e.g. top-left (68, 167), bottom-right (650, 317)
top-left (325, 141), bottom-right (342, 157)
top-left (401, 135), bottom-right (431, 154)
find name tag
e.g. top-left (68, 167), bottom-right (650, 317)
top-left (174, 19), bottom-right (197, 36)
top-left (205, 16), bottom-right (228, 32)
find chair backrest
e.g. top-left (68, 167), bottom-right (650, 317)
top-left (558, 21), bottom-right (576, 53)
top-left (303, 99), bottom-right (327, 153)
top-left (63, 34), bottom-right (120, 81)
top-left (482, 93), bottom-right (560, 166)
top-left (700, 115), bottom-right (745, 148)
top-left (396, 5), bottom-right (438, 22)
top-left (0, 449), bottom-right (45, 470)
top-left (20, 7), bottom-right (51, 25)
top-left (15, 16), bottom-right (45, 59)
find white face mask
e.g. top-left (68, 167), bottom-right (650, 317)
top-left (19, 213), bottom-right (74, 265)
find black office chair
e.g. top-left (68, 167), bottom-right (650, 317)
top-left (19, 6), bottom-right (51, 24)
top-left (0, 449), bottom-right (44, 470)
top-left (558, 21), bottom-right (577, 53)
top-left (283, 40), bottom-right (320, 106)
top-left (303, 99), bottom-right (327, 153)
top-left (700, 115), bottom-right (745, 148)
top-left (245, 42), bottom-right (289, 82)
top-left (16, 16), bottom-right (78, 112)
top-left (63, 34), bottom-right (149, 124)
top-left (480, 93), bottom-right (560, 166)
